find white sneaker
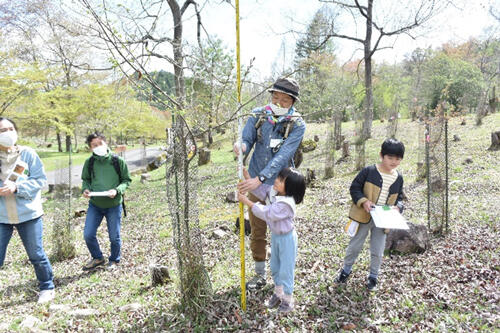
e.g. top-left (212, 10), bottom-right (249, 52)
top-left (38, 289), bottom-right (55, 304)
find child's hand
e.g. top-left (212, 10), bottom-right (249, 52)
top-left (362, 200), bottom-right (375, 213)
top-left (242, 167), bottom-right (250, 180)
top-left (237, 191), bottom-right (248, 204)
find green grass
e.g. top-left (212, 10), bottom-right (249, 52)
top-left (0, 113), bottom-right (499, 331)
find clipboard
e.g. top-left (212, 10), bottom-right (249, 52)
top-left (370, 205), bottom-right (409, 230)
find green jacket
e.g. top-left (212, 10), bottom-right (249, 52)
top-left (81, 153), bottom-right (131, 208)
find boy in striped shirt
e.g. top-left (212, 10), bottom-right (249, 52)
top-left (335, 138), bottom-right (405, 291)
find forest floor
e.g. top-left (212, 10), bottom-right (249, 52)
top-left (0, 113), bottom-right (499, 332)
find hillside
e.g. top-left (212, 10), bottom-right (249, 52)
top-left (0, 114), bottom-right (498, 332)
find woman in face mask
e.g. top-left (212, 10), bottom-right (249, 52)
top-left (0, 117), bottom-right (55, 304)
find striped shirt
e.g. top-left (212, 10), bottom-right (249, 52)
top-left (376, 165), bottom-right (398, 205)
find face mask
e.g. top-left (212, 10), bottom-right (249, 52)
top-left (270, 103), bottom-right (290, 116)
top-left (93, 144), bottom-right (108, 156)
top-left (0, 130), bottom-right (18, 147)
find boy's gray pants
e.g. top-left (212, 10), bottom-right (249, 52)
top-left (342, 220), bottom-right (386, 279)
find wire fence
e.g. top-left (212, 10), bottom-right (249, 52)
top-left (165, 116), bottom-right (212, 306)
top-left (425, 111), bottom-right (449, 234)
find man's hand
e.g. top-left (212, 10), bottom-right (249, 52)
top-left (233, 142), bottom-right (247, 156)
top-left (362, 200), bottom-right (375, 213)
top-left (237, 176), bottom-right (261, 193)
top-left (108, 189), bottom-right (117, 198)
top-left (0, 181), bottom-right (16, 196)
top-left (83, 189), bottom-right (91, 198)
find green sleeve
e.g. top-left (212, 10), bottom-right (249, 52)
top-left (81, 158), bottom-right (91, 192)
top-left (116, 157), bottom-right (131, 194)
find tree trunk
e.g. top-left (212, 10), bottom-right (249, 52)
top-left (475, 88), bottom-right (489, 126)
top-left (334, 112), bottom-right (342, 150)
top-left (324, 115), bottom-right (335, 179)
top-left (56, 131), bottom-right (62, 152)
top-left (168, 0), bottom-right (185, 106)
top-left (65, 134), bottom-right (71, 152)
top-left (362, 0), bottom-right (374, 140)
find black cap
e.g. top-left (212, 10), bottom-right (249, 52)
top-left (268, 77), bottom-right (300, 101)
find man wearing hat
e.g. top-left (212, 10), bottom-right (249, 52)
top-left (235, 77), bottom-right (306, 290)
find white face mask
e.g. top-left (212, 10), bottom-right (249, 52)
top-left (0, 130), bottom-right (18, 147)
top-left (270, 103), bottom-right (290, 116)
top-left (93, 144), bottom-right (108, 156)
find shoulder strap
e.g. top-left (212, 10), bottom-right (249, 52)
top-left (88, 156), bottom-right (95, 179)
top-left (89, 154), bottom-right (122, 181)
top-left (111, 154), bottom-right (122, 181)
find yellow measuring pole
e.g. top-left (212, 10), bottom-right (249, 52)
top-left (235, 0), bottom-right (246, 311)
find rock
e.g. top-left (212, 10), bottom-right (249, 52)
top-left (453, 134), bottom-right (460, 142)
top-left (225, 191), bottom-right (238, 203)
top-left (198, 148), bottom-right (211, 166)
top-left (0, 323), bottom-right (9, 331)
top-left (119, 303), bottom-right (142, 312)
top-left (150, 264), bottom-right (171, 286)
top-left (211, 229), bottom-right (227, 239)
top-left (20, 315), bottom-right (41, 329)
top-left (130, 167), bottom-right (147, 176)
top-left (74, 209), bottom-right (86, 218)
top-left (49, 304), bottom-right (70, 312)
top-left (488, 131), bottom-right (500, 151)
top-left (313, 135), bottom-right (319, 142)
top-left (431, 177), bottom-right (445, 192)
top-left (147, 153), bottom-right (167, 171)
top-left (68, 309), bottom-right (99, 318)
top-left (385, 222), bottom-right (429, 254)
top-left (301, 139), bottom-right (317, 153)
top-left (140, 173), bottom-right (151, 184)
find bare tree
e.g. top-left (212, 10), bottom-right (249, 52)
top-left (78, 0), bottom-right (213, 305)
top-left (318, 0), bottom-right (447, 140)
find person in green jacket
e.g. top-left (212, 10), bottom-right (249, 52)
top-left (81, 133), bottom-right (131, 270)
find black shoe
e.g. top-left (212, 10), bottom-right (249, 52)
top-left (334, 270), bottom-right (350, 284)
top-left (246, 276), bottom-right (266, 290)
top-left (367, 277), bottom-right (378, 291)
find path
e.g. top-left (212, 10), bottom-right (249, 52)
top-left (45, 146), bottom-right (163, 187)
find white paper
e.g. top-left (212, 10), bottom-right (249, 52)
top-left (370, 205), bottom-right (409, 230)
top-left (89, 191), bottom-right (111, 197)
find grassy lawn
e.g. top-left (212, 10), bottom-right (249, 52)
top-left (0, 113), bottom-right (498, 331)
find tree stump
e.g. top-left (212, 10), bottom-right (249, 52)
top-left (150, 264), bottom-right (171, 286)
top-left (305, 168), bottom-right (316, 187)
top-left (487, 131), bottom-right (500, 151)
top-left (342, 140), bottom-right (350, 158)
top-left (416, 161), bottom-right (426, 182)
top-left (198, 148), bottom-right (211, 166)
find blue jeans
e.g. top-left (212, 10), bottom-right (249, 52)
top-left (270, 230), bottom-right (298, 295)
top-left (83, 203), bottom-right (122, 263)
top-left (0, 217), bottom-right (54, 291)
